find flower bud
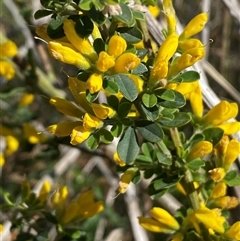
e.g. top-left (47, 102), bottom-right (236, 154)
top-left (48, 41), bottom-right (91, 69)
top-left (85, 73), bottom-right (103, 94)
top-left (179, 13), bottom-right (208, 40)
top-left (83, 113), bottom-right (102, 130)
top-left (47, 121), bottom-right (82, 137)
top-left (63, 19), bottom-right (97, 61)
top-left (163, 0), bottom-right (177, 34)
top-left (202, 101), bottom-right (238, 126)
top-left (108, 35), bottom-right (127, 57)
top-left (187, 141), bottom-right (212, 161)
top-left (96, 51), bottom-right (115, 72)
top-left (70, 126), bottom-right (91, 145)
top-left (49, 97), bottom-right (84, 118)
top-left (114, 53), bottom-right (140, 73)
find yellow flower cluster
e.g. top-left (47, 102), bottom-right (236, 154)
top-left (0, 39), bottom-right (18, 80)
top-left (51, 186), bottom-right (103, 224)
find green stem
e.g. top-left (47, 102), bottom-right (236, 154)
top-left (184, 169), bottom-right (200, 210)
top-left (157, 140), bottom-right (172, 159)
top-left (170, 127), bottom-right (182, 156)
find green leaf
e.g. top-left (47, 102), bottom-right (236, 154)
top-left (103, 78), bottom-right (119, 94)
top-left (132, 170), bottom-right (141, 184)
top-left (34, 9), bottom-right (52, 19)
top-left (121, 118), bottom-right (134, 126)
top-left (160, 112), bottom-right (191, 127)
top-left (79, 0), bottom-right (92, 10)
top-left (136, 49), bottom-right (148, 60)
top-left (148, 176), bottom-right (179, 199)
top-left (4, 192), bottom-right (14, 205)
top-left (141, 104), bottom-right (161, 121)
top-left (190, 133), bottom-right (205, 147)
top-left (224, 175), bottom-right (240, 187)
top-left (111, 122), bottom-right (124, 137)
top-left (107, 95), bottom-right (119, 110)
top-left (114, 3), bottom-right (134, 26)
top-left (186, 159), bottom-right (205, 172)
top-left (223, 170), bottom-right (237, 182)
top-left (117, 27), bottom-right (142, 44)
top-left (152, 176), bottom-right (179, 190)
top-left (118, 99), bottom-right (132, 118)
top-left (171, 70), bottom-right (200, 83)
top-left (135, 154), bottom-right (153, 165)
top-left (203, 128), bottom-right (224, 146)
top-left (93, 38), bottom-right (106, 55)
top-left (89, 7), bottom-right (106, 23)
top-left (155, 150), bottom-right (172, 165)
top-left (92, 0), bottom-right (105, 11)
top-left (86, 90), bottom-right (99, 102)
top-left (114, 74), bottom-right (138, 101)
top-left (136, 121), bottom-right (164, 142)
top-left (141, 142), bottom-right (154, 158)
top-left (132, 10), bottom-right (145, 21)
top-left (131, 63), bottom-right (148, 75)
top-left (100, 129), bottom-right (114, 144)
top-left (154, 89), bottom-right (175, 101)
top-left (142, 93), bottom-right (157, 108)
top-left (75, 15), bottom-right (94, 38)
top-left (47, 18), bottom-right (65, 39)
top-left (117, 127), bottom-right (140, 164)
top-left (159, 90), bottom-right (186, 108)
top-left (86, 133), bottom-right (100, 149)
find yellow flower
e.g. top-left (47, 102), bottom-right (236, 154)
top-left (225, 221), bottom-right (240, 240)
top-left (107, 35), bottom-right (127, 57)
top-left (169, 81), bottom-right (203, 117)
top-left (214, 196), bottom-right (239, 209)
top-left (0, 125), bottom-right (19, 166)
top-left (187, 141), bottom-right (213, 161)
top-left (168, 47), bottom-right (205, 78)
top-left (138, 207), bottom-right (179, 233)
top-left (91, 103), bottom-right (115, 119)
top-left (96, 51), bottom-right (115, 72)
top-left (113, 152), bottom-right (126, 166)
top-left (211, 182), bottom-right (227, 199)
top-left (116, 167), bottom-right (138, 194)
top-left (23, 123), bottom-right (46, 144)
top-left (202, 100), bottom-right (238, 127)
top-left (63, 19), bottom-right (97, 62)
top-left (194, 204), bottom-right (225, 234)
top-left (70, 126), bottom-right (91, 145)
top-left (114, 53), bottom-right (140, 73)
top-left (148, 5), bottom-right (160, 18)
top-left (60, 190), bottom-right (104, 224)
top-left (223, 138), bottom-right (240, 170)
top-left (38, 181), bottom-right (51, 203)
top-left (209, 168), bottom-right (226, 182)
top-left (85, 73), bottom-right (103, 94)
top-left (48, 41), bottom-right (91, 69)
top-left (0, 224), bottom-right (3, 232)
top-left (163, 0), bottom-right (177, 34)
top-left (83, 113), bottom-right (102, 130)
top-left (68, 77), bottom-right (93, 114)
top-left (150, 33), bottom-right (178, 85)
top-left (49, 97), bottom-right (84, 118)
top-left (51, 186), bottom-right (68, 217)
top-left (178, 39), bottom-right (203, 52)
top-left (179, 13), bottom-right (208, 40)
top-left (0, 40), bottom-right (18, 80)
top-left (47, 121), bottom-right (82, 137)
top-left (217, 122), bottom-right (240, 135)
top-left (19, 93), bottom-right (34, 107)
